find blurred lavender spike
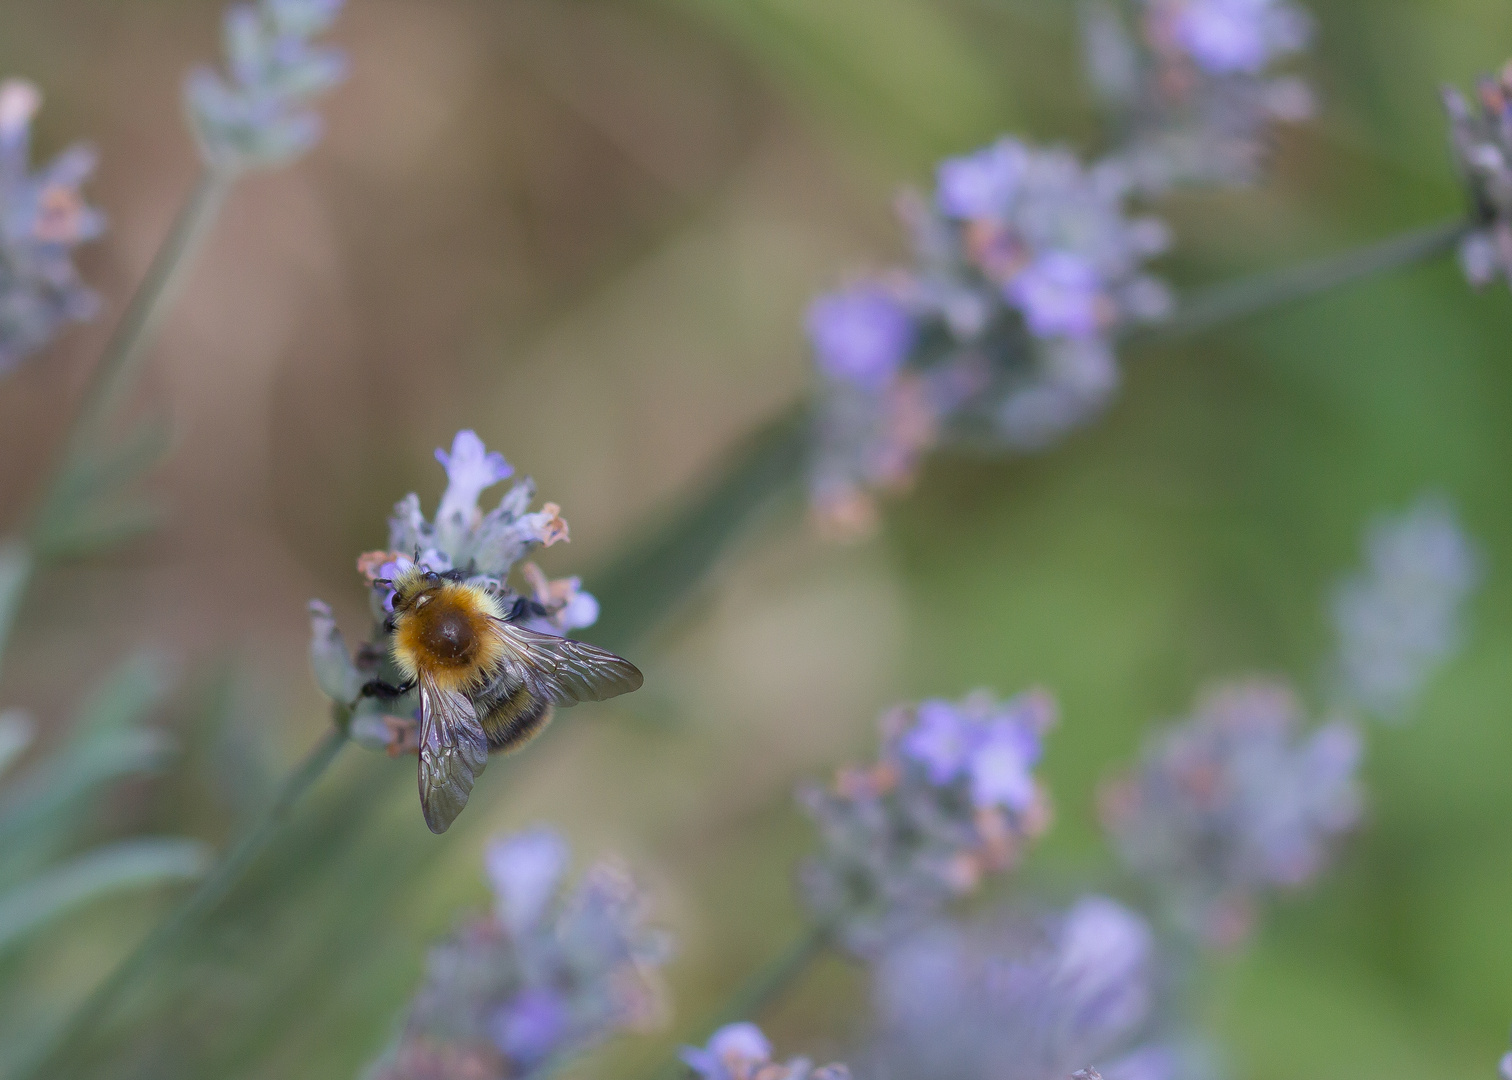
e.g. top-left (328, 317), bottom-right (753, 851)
top-left (185, 0), bottom-right (347, 172)
top-left (682, 1023), bottom-right (851, 1080)
top-left (367, 828), bottom-right (670, 1080)
top-left (798, 689), bottom-right (1055, 953)
top-left (0, 78), bottom-right (104, 375)
top-left (1101, 681), bottom-right (1362, 946)
top-left (1444, 61), bottom-right (1512, 287)
top-left (1331, 494), bottom-right (1483, 720)
top-left (1081, 0), bottom-right (1314, 191)
top-left (866, 896), bottom-right (1173, 1080)
top-left (809, 137), bottom-right (1170, 539)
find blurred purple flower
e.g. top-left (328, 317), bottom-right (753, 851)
top-left (1102, 681), bottom-right (1362, 945)
top-left (809, 138), bottom-right (1170, 534)
top-left (185, 0), bottom-right (347, 171)
top-left (486, 826), bottom-right (569, 936)
top-left (0, 78), bottom-right (103, 375)
top-left (1080, 0), bottom-right (1314, 190)
top-left (866, 896), bottom-right (1171, 1080)
top-left (937, 139), bottom-right (1027, 219)
top-left (799, 690), bottom-right (1055, 953)
top-left (1167, 0), bottom-right (1311, 75)
top-left (1009, 251), bottom-right (1107, 339)
top-left (368, 828), bottom-right (669, 1080)
top-left (808, 285), bottom-right (916, 389)
top-left (1331, 494), bottom-right (1482, 719)
top-left (682, 1023), bottom-right (850, 1080)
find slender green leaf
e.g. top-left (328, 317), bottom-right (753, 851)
top-left (0, 711), bottom-right (34, 783)
top-left (33, 501), bottom-right (163, 563)
top-left (0, 541), bottom-right (32, 671)
top-left (0, 838), bottom-right (210, 956)
top-left (37, 419), bottom-right (173, 540)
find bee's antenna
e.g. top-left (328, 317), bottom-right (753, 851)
top-left (373, 578), bottom-right (392, 588)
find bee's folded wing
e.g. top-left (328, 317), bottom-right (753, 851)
top-left (418, 674), bottom-right (490, 834)
top-left (492, 621), bottom-right (644, 706)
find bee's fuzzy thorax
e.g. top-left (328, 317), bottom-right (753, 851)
top-left (390, 579), bottom-right (508, 693)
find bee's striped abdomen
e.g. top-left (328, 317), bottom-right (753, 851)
top-left (476, 679), bottom-right (554, 753)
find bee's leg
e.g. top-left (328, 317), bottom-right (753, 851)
top-left (438, 568), bottom-right (470, 583)
top-left (504, 595), bottom-right (551, 623)
top-left (358, 677), bottom-right (417, 701)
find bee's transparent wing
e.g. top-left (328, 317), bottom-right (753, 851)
top-left (492, 621), bottom-right (644, 707)
top-left (417, 673), bottom-right (490, 834)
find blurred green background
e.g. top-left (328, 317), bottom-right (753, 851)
top-left (0, 0), bottom-right (1510, 1077)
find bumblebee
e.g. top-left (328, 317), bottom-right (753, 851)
top-left (366, 564), bottom-right (642, 833)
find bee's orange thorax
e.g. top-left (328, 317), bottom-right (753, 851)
top-left (391, 581), bottom-right (508, 693)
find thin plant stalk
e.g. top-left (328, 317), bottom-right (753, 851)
top-left (11, 717), bottom-right (350, 1080)
top-left (0, 168), bottom-right (232, 671)
top-left (1128, 216), bottom-right (1472, 346)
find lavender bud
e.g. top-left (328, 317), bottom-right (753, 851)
top-left (307, 599), bottom-right (361, 705)
top-left (185, 0), bottom-right (347, 172)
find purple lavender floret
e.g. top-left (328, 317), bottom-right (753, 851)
top-left (799, 690), bottom-right (1055, 954)
top-left (0, 79), bottom-right (103, 375)
top-left (682, 1023), bottom-right (851, 1080)
top-left (1331, 494), bottom-right (1482, 719)
top-left (808, 285), bottom-right (916, 390)
top-left (185, 0), bottom-right (347, 171)
top-left (865, 896), bottom-right (1175, 1080)
top-left (1102, 681), bottom-right (1362, 946)
top-left (366, 827), bottom-right (669, 1080)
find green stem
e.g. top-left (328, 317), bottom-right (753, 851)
top-left (643, 923), bottom-right (833, 1080)
top-left (0, 169), bottom-right (232, 675)
top-left (1126, 216), bottom-right (1471, 347)
top-left (50, 168), bottom-right (232, 476)
top-left (11, 720), bottom-right (349, 1080)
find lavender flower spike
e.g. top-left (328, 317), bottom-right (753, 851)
top-left (799, 689), bottom-right (1055, 953)
top-left (367, 828), bottom-right (670, 1080)
top-left (1331, 494), bottom-right (1482, 719)
top-left (867, 896), bottom-right (1171, 1080)
top-left (185, 0), bottom-right (347, 171)
top-left (1445, 62), bottom-right (1512, 288)
top-left (682, 1023), bottom-right (851, 1080)
top-left (1102, 680), bottom-right (1362, 946)
top-left (0, 78), bottom-right (104, 375)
